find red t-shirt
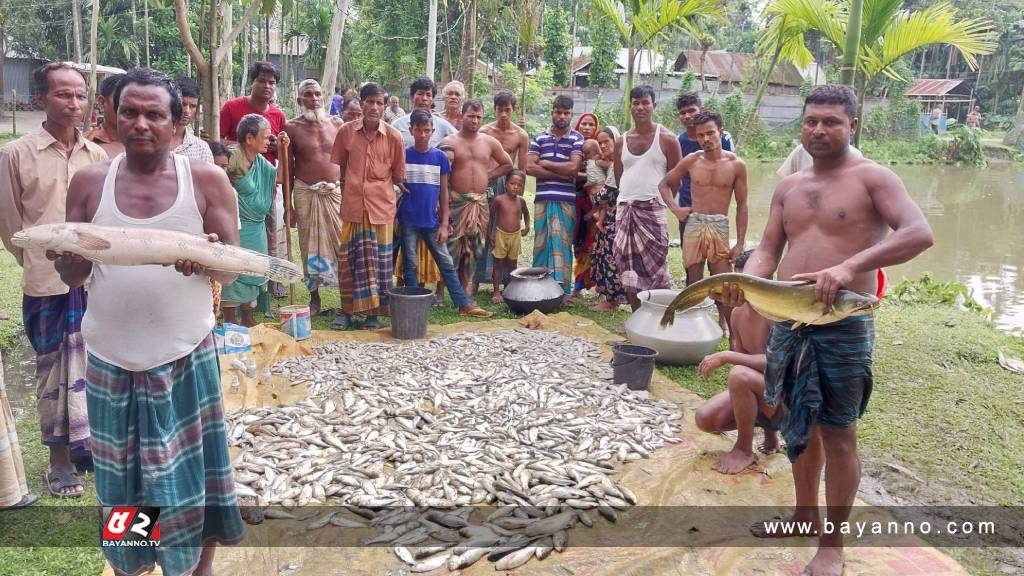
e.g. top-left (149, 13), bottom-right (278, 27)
top-left (219, 96), bottom-right (287, 163)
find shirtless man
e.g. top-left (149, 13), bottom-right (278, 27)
top-left (476, 89), bottom-right (531, 291)
top-left (440, 99), bottom-right (513, 292)
top-left (693, 250), bottom-right (778, 475)
top-left (283, 79), bottom-right (344, 318)
top-left (716, 85), bottom-right (933, 576)
top-left (86, 74), bottom-right (126, 157)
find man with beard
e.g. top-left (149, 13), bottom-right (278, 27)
top-left (283, 79), bottom-right (345, 319)
top-left (86, 73), bottom-right (126, 157)
top-left (171, 75), bottom-right (214, 163)
top-left (438, 99), bottom-right (512, 296)
top-left (330, 83), bottom-right (406, 331)
top-left (525, 95), bottom-right (584, 303)
top-left (718, 85), bottom-right (932, 576)
top-left (0, 62), bottom-right (108, 497)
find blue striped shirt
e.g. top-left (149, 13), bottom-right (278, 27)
top-left (529, 129), bottom-right (584, 203)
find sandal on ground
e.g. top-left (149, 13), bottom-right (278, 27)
top-left (362, 316), bottom-right (381, 330)
top-left (45, 463), bottom-right (84, 499)
top-left (460, 306), bottom-right (494, 318)
top-left (0, 494), bottom-right (38, 510)
top-left (331, 313), bottom-right (352, 330)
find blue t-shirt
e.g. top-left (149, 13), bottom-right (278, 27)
top-left (529, 129), bottom-right (584, 203)
top-left (676, 130), bottom-right (734, 206)
top-left (399, 146), bottom-right (451, 228)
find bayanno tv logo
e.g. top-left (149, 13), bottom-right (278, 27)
top-left (101, 506), bottom-right (161, 547)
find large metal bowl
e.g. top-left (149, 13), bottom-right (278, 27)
top-left (623, 289), bottom-right (724, 365)
top-left (502, 267), bottom-right (564, 315)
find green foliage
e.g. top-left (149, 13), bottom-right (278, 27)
top-left (472, 73), bottom-right (494, 101)
top-left (346, 0), bottom-right (428, 86)
top-left (542, 6), bottom-right (573, 87)
top-left (497, 63), bottom-right (548, 122)
top-left (888, 272), bottom-right (989, 316)
top-left (287, 0), bottom-right (334, 74)
top-left (587, 10), bottom-right (621, 88)
top-left (677, 71), bottom-right (697, 95)
top-left (863, 89), bottom-right (922, 140)
top-left (859, 136), bottom-right (949, 164)
top-left (946, 125), bottom-right (987, 167)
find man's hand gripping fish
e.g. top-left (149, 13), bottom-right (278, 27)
top-left (659, 272), bottom-right (879, 329)
top-left (12, 223), bottom-right (302, 283)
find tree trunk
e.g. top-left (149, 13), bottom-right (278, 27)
top-left (131, 0), bottom-right (139, 66)
top-left (144, 0), bottom-right (150, 66)
top-left (521, 72), bottom-right (526, 124)
top-left (0, 23), bottom-right (6, 121)
top-left (426, 0), bottom-right (437, 79)
top-left (840, 0), bottom-right (863, 86)
top-left (72, 0), bottom-right (84, 63)
top-left (441, 3), bottom-right (453, 82)
top-left (263, 17), bottom-right (269, 61)
top-left (623, 43), bottom-right (635, 129)
top-left (219, 1), bottom-right (233, 105)
top-left (86, 0), bottom-right (98, 131)
top-left (699, 48), bottom-right (708, 92)
top-left (174, 0), bottom-right (259, 140)
top-left (854, 76), bottom-right (867, 147)
top-left (456, 0), bottom-right (476, 95)
top-left (321, 0), bottom-right (349, 93)
top-left (1002, 79), bottom-right (1024, 147)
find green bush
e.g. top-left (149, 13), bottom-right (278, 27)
top-left (946, 125), bottom-right (987, 167)
top-left (888, 272), bottom-right (990, 317)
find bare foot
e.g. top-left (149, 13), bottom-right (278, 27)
top-left (750, 513), bottom-right (820, 539)
top-left (492, 293), bottom-right (504, 304)
top-left (760, 431), bottom-right (780, 454)
top-left (802, 546), bottom-right (843, 576)
top-left (590, 300), bottom-right (616, 312)
top-left (432, 295), bottom-right (444, 308)
top-left (712, 446), bottom-right (755, 475)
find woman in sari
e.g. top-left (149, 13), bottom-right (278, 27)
top-left (572, 112), bottom-right (600, 296)
top-left (221, 113), bottom-right (290, 326)
top-left (590, 126), bottom-right (625, 310)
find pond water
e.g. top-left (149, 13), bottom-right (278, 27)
top-left (674, 162), bottom-right (1024, 330)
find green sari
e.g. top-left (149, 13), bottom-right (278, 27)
top-left (221, 150), bottom-right (276, 305)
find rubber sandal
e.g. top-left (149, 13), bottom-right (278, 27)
top-left (331, 314), bottom-right (352, 330)
top-left (0, 494), bottom-right (38, 510)
top-left (362, 317), bottom-right (381, 330)
top-left (45, 463), bottom-right (84, 499)
top-left (460, 307), bottom-right (494, 318)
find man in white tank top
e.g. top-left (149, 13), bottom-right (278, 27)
top-left (50, 68), bottom-right (244, 576)
top-left (612, 85), bottom-right (688, 311)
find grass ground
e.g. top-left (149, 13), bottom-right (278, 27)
top-left (1, 188), bottom-right (1022, 574)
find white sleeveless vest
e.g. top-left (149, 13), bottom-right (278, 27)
top-left (82, 154), bottom-right (215, 371)
top-left (618, 123), bottom-right (667, 204)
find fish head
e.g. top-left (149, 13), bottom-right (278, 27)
top-left (10, 224), bottom-right (78, 251)
top-left (832, 291), bottom-right (881, 319)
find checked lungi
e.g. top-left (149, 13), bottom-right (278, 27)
top-left (613, 199), bottom-right (670, 293)
top-left (0, 349), bottom-right (30, 508)
top-left (23, 287), bottom-right (90, 459)
top-left (87, 334), bottom-right (244, 576)
top-left (293, 179), bottom-right (343, 290)
top-left (448, 190), bottom-right (490, 282)
top-left (338, 212), bottom-right (394, 316)
top-left (532, 200), bottom-right (576, 294)
top-left (765, 315), bottom-right (875, 462)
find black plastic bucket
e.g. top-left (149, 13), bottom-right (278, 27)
top-left (611, 344), bottom-right (659, 391)
top-left (387, 286), bottom-right (434, 339)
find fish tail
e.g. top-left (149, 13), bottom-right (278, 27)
top-left (659, 286), bottom-right (714, 328)
top-left (265, 255), bottom-right (303, 284)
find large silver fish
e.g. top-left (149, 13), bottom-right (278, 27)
top-left (660, 272), bottom-right (880, 328)
top-left (11, 223), bottom-right (301, 283)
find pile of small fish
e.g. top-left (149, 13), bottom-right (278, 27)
top-left (227, 329), bottom-right (683, 571)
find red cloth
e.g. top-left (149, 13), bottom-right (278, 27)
top-left (876, 268), bottom-right (888, 299)
top-left (219, 96), bottom-right (287, 163)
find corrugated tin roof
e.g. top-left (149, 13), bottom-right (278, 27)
top-left (675, 50), bottom-right (806, 86)
top-left (904, 79), bottom-right (965, 97)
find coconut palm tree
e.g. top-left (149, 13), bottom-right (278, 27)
top-left (751, 0), bottom-right (996, 142)
top-left (594, 0), bottom-right (725, 128)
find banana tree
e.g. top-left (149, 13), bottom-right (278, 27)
top-left (594, 0), bottom-right (725, 128)
top-left (755, 0), bottom-right (996, 143)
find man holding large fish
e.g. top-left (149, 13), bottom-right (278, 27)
top-left (690, 85), bottom-right (933, 576)
top-left (48, 68), bottom-right (245, 576)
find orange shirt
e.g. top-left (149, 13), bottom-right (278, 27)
top-left (331, 119), bottom-right (406, 224)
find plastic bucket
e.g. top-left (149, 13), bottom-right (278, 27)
top-left (280, 304), bottom-right (311, 340)
top-left (611, 344), bottom-right (658, 391)
top-left (388, 286), bottom-right (434, 340)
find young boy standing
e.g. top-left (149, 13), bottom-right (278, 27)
top-left (399, 109), bottom-right (493, 317)
top-left (489, 170), bottom-right (530, 303)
